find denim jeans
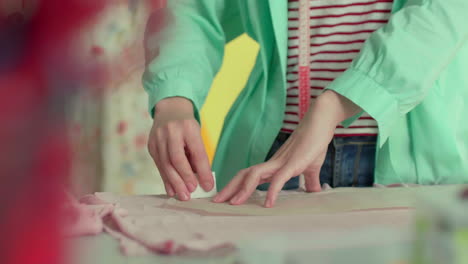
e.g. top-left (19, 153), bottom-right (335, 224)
top-left (257, 133), bottom-right (377, 190)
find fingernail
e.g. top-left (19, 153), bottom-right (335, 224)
top-left (165, 185), bottom-right (175, 197)
top-left (212, 195), bottom-right (220, 203)
top-left (264, 199), bottom-right (272, 208)
top-left (179, 192), bottom-right (189, 201)
top-left (187, 183), bottom-right (196, 192)
top-left (230, 195), bottom-right (239, 205)
top-left (203, 181), bottom-right (213, 190)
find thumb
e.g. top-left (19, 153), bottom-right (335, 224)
top-left (303, 168), bottom-right (322, 193)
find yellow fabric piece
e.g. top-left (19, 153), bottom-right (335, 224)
top-left (201, 34), bottom-right (259, 163)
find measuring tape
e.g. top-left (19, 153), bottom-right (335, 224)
top-left (298, 0), bottom-right (311, 120)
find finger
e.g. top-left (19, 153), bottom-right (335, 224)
top-left (159, 134), bottom-right (190, 201)
top-left (303, 168), bottom-right (322, 193)
top-left (165, 166), bottom-right (191, 201)
top-left (164, 181), bottom-right (175, 197)
top-left (230, 164), bottom-right (274, 205)
top-left (185, 125), bottom-right (213, 191)
top-left (148, 137), bottom-right (175, 197)
top-left (168, 129), bottom-right (198, 192)
top-left (212, 169), bottom-right (248, 203)
top-left (265, 167), bottom-right (295, 208)
top-left (155, 152), bottom-right (176, 197)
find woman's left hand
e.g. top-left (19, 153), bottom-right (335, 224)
top-left (212, 90), bottom-right (362, 208)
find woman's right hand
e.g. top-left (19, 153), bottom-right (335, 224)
top-left (148, 97), bottom-right (214, 201)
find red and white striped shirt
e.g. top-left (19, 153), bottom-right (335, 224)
top-left (282, 0), bottom-right (393, 136)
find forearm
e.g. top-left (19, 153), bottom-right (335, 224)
top-left (318, 90), bottom-right (362, 124)
top-left (300, 90), bottom-right (362, 143)
top-left (143, 1), bottom-right (230, 121)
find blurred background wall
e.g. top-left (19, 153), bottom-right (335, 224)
top-left (69, 1), bottom-right (259, 195)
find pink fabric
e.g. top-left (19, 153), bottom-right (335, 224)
top-left (66, 186), bottom-right (422, 256)
top-left (64, 194), bottom-right (123, 237)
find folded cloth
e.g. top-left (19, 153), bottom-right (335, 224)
top-left (64, 183), bottom-right (427, 256)
top-left (63, 193), bottom-right (125, 237)
top-left (66, 192), bottom-right (234, 255)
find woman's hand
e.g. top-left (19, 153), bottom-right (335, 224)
top-left (213, 90), bottom-right (361, 207)
top-left (148, 97), bottom-right (214, 201)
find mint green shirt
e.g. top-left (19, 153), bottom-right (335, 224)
top-left (143, 0), bottom-right (468, 189)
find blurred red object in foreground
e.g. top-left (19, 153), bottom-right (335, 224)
top-left (0, 0), bottom-right (106, 264)
top-left (0, 0), bottom-right (167, 263)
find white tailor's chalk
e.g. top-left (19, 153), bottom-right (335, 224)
top-left (190, 172), bottom-right (217, 199)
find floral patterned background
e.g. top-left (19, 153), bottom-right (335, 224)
top-left (68, 0), bottom-right (166, 196)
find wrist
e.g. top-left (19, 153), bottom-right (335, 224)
top-left (316, 90), bottom-right (361, 125)
top-left (154, 97), bottom-right (194, 116)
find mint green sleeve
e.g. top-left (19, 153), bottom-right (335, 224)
top-left (142, 0), bottom-right (243, 121)
top-left (327, 0), bottom-right (468, 146)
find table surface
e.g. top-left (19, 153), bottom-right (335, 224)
top-left (71, 185), bottom-right (467, 264)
